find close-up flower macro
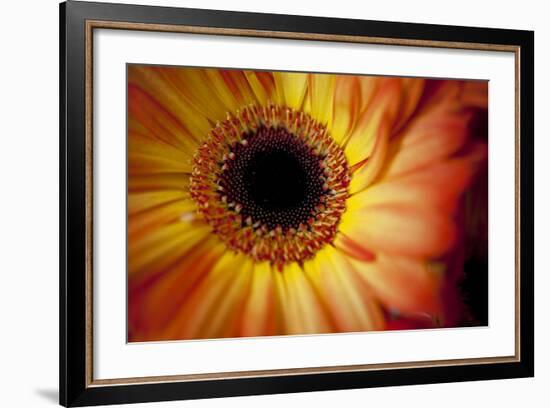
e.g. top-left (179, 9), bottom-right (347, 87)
top-left (127, 66), bottom-right (488, 342)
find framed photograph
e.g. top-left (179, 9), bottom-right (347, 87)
top-left (60, 1), bottom-right (534, 406)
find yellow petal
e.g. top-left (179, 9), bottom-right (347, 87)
top-left (128, 131), bottom-right (193, 175)
top-left (304, 246), bottom-right (385, 332)
top-left (128, 85), bottom-right (201, 153)
top-left (306, 73), bottom-right (336, 127)
top-left (274, 262), bottom-right (332, 334)
top-left (273, 71), bottom-right (308, 109)
top-left (244, 71), bottom-right (276, 106)
top-left (153, 67), bottom-right (231, 123)
top-left (128, 198), bottom-right (197, 240)
top-left (128, 173), bottom-right (190, 193)
top-left (343, 78), bottom-right (402, 165)
top-left (204, 69), bottom-right (258, 112)
top-left (128, 152), bottom-right (192, 175)
top-left (128, 220), bottom-right (211, 277)
top-left (330, 76), bottom-right (361, 144)
top-left (128, 190), bottom-right (190, 215)
top-left (348, 116), bottom-right (391, 193)
top-left (197, 258), bottom-right (254, 339)
top-left (128, 66), bottom-right (213, 140)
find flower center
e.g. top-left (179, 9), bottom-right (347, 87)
top-left (219, 125), bottom-right (326, 231)
top-left (190, 104), bottom-right (350, 268)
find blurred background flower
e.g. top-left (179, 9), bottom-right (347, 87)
top-left (127, 66), bottom-right (488, 341)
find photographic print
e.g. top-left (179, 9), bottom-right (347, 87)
top-left (127, 65), bottom-right (488, 343)
top-left (60, 4), bottom-right (533, 404)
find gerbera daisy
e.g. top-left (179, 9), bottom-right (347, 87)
top-left (127, 65), bottom-right (487, 341)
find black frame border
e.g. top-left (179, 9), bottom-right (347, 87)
top-left (60, 1), bottom-right (534, 406)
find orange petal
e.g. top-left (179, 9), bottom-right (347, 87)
top-left (357, 76), bottom-right (379, 113)
top-left (339, 204), bottom-right (457, 258)
top-left (244, 71), bottom-right (277, 105)
top-left (460, 80), bottom-right (489, 109)
top-left (393, 78), bottom-right (425, 131)
top-left (383, 110), bottom-right (470, 180)
top-left (162, 251), bottom-right (254, 339)
top-left (221, 70), bottom-right (260, 103)
top-left (350, 254), bottom-right (442, 315)
top-left (416, 80), bottom-right (462, 113)
top-left (194, 258), bottom-right (254, 339)
top-left (128, 235), bottom-right (226, 341)
top-left (349, 156), bottom-right (479, 214)
top-left (333, 233), bottom-right (376, 262)
top-left (239, 262), bottom-right (279, 337)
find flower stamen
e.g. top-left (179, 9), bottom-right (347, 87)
top-left (190, 103), bottom-right (350, 269)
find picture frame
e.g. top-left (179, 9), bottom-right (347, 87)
top-left (59, 0), bottom-right (534, 406)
